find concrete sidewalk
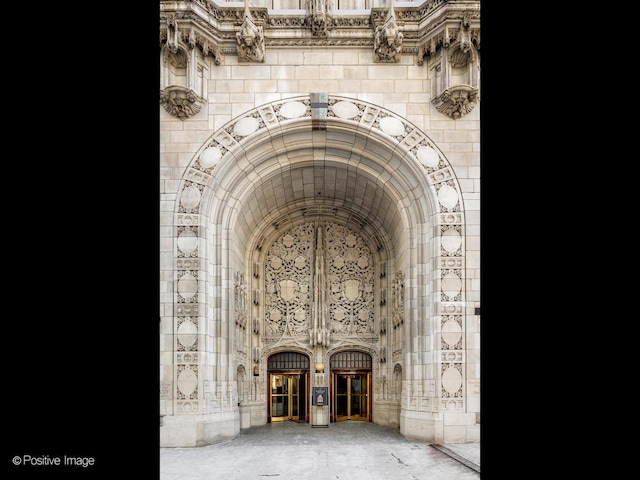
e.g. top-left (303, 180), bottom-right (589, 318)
top-left (160, 421), bottom-right (479, 480)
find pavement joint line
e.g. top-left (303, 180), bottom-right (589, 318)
top-left (429, 444), bottom-right (480, 474)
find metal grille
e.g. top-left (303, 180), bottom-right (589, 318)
top-left (268, 352), bottom-right (310, 370)
top-left (330, 351), bottom-right (372, 369)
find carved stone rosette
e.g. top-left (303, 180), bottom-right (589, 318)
top-left (160, 86), bottom-right (205, 120)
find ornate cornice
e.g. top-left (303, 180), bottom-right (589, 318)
top-left (160, 1), bottom-right (480, 61)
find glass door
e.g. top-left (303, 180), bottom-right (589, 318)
top-left (270, 374), bottom-right (301, 422)
top-left (334, 374), bottom-right (368, 421)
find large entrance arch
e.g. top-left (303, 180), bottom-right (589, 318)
top-left (163, 94), bottom-right (472, 446)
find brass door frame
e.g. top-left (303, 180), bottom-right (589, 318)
top-left (269, 373), bottom-right (305, 422)
top-left (331, 371), bottom-right (371, 422)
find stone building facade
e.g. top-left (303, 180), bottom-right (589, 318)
top-left (159, 0), bottom-right (481, 447)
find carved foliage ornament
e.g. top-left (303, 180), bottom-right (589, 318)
top-left (264, 222), bottom-right (374, 344)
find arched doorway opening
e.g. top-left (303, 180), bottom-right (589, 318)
top-left (267, 351), bottom-right (310, 423)
top-left (162, 94), bottom-right (474, 445)
top-left (330, 351), bottom-right (372, 422)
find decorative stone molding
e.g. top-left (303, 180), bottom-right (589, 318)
top-left (379, 346), bottom-right (386, 363)
top-left (416, 9), bottom-right (480, 65)
top-left (235, 271), bottom-right (248, 329)
top-left (373, 4), bottom-right (403, 63)
top-left (236, 1), bottom-right (265, 62)
top-left (165, 94), bottom-right (474, 437)
top-left (160, 86), bottom-right (205, 120)
top-left (305, 0), bottom-right (334, 36)
top-left (263, 221), bottom-right (376, 346)
top-left (165, 13), bottom-right (179, 53)
top-left (391, 271), bottom-right (404, 329)
top-left (425, 11), bottom-right (480, 119)
top-left (159, 7), bottom-right (223, 65)
top-left (160, 1), bottom-right (479, 62)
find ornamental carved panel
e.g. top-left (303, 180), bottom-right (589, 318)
top-left (264, 221), bottom-right (375, 344)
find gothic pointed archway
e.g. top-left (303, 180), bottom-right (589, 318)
top-left (166, 94), bottom-right (471, 445)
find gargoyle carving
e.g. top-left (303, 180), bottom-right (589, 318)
top-left (305, 0), bottom-right (334, 36)
top-left (373, 3), bottom-right (403, 63)
top-left (236, 1), bottom-right (265, 62)
top-left (166, 13), bottom-right (179, 54)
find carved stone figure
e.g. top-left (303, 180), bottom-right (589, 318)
top-left (373, 4), bottom-right (403, 63)
top-left (160, 87), bottom-right (202, 120)
top-left (236, 1), bottom-right (265, 62)
top-left (305, 0), bottom-right (334, 36)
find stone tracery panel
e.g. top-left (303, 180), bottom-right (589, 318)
top-left (265, 223), bottom-right (314, 338)
top-left (264, 222), bottom-right (375, 343)
top-left (326, 224), bottom-right (375, 337)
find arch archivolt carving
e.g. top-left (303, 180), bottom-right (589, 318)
top-left (172, 94), bottom-right (467, 412)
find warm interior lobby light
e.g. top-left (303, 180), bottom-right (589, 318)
top-left (315, 363), bottom-right (324, 373)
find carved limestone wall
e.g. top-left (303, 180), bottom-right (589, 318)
top-left (263, 221), bottom-right (376, 345)
top-left (161, 90), bottom-right (477, 445)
